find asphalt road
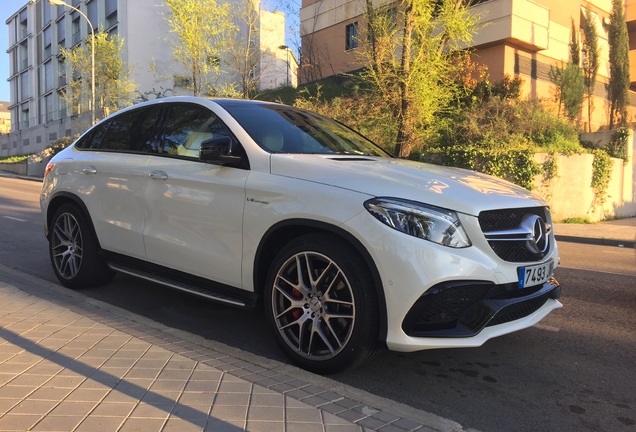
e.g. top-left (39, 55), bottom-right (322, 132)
top-left (1, 176), bottom-right (635, 432)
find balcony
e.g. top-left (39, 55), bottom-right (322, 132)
top-left (470, 0), bottom-right (549, 51)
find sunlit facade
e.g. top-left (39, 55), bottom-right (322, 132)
top-left (300, 0), bottom-right (636, 131)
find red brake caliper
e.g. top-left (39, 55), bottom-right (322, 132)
top-left (292, 288), bottom-right (302, 319)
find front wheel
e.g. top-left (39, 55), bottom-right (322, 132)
top-left (265, 234), bottom-right (379, 374)
top-left (49, 204), bottom-right (114, 289)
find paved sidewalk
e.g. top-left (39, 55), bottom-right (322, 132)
top-left (554, 217), bottom-right (636, 248)
top-left (0, 268), bottom-right (463, 432)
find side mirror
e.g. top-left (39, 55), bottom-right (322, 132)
top-left (199, 136), bottom-right (242, 165)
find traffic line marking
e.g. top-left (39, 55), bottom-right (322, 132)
top-left (2, 216), bottom-right (26, 222)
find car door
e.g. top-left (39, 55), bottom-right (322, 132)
top-left (73, 106), bottom-right (162, 259)
top-left (142, 102), bottom-right (249, 288)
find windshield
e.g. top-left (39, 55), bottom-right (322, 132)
top-left (218, 101), bottom-right (393, 157)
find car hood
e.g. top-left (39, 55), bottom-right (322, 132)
top-left (270, 155), bottom-right (546, 216)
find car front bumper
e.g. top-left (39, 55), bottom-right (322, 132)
top-left (344, 210), bottom-right (562, 352)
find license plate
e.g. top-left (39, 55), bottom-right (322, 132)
top-left (518, 261), bottom-right (553, 288)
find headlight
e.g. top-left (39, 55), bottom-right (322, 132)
top-left (364, 198), bottom-right (472, 248)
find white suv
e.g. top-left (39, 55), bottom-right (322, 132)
top-left (40, 97), bottom-right (561, 373)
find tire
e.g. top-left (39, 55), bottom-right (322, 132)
top-left (264, 234), bottom-right (380, 374)
top-left (48, 204), bottom-right (114, 289)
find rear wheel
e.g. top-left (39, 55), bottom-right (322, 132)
top-left (49, 204), bottom-right (114, 289)
top-left (265, 234), bottom-right (379, 374)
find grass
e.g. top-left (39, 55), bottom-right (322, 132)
top-left (558, 217), bottom-right (592, 224)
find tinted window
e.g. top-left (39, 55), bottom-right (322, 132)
top-left (159, 103), bottom-right (231, 159)
top-left (219, 102), bottom-right (392, 157)
top-left (75, 120), bottom-right (111, 149)
top-left (99, 106), bottom-right (163, 152)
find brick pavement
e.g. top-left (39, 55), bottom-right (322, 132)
top-left (0, 275), bottom-right (459, 432)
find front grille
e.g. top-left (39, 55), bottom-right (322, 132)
top-left (489, 241), bottom-right (544, 263)
top-left (479, 207), bottom-right (546, 232)
top-left (479, 207), bottom-right (551, 263)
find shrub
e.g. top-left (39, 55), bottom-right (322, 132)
top-left (421, 146), bottom-right (541, 190)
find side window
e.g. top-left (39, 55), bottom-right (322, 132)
top-left (99, 109), bottom-right (142, 151)
top-left (75, 121), bottom-right (111, 149)
top-left (159, 103), bottom-right (231, 159)
top-left (98, 106), bottom-right (163, 152)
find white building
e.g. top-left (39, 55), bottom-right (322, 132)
top-left (2, 0), bottom-right (297, 157)
top-left (260, 9), bottom-right (298, 89)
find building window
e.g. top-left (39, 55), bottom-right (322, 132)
top-left (10, 49), bottom-right (17, 76)
top-left (87, 0), bottom-right (98, 32)
top-left (45, 94), bottom-right (53, 122)
top-left (345, 22), bottom-right (358, 51)
top-left (21, 105), bottom-right (29, 129)
top-left (58, 59), bottom-right (66, 88)
top-left (57, 16), bottom-right (66, 48)
top-left (106, 0), bottom-right (118, 29)
top-left (20, 72), bottom-right (29, 101)
top-left (71, 13), bottom-right (81, 46)
top-left (57, 89), bottom-right (67, 119)
top-left (42, 1), bottom-right (51, 26)
top-left (43, 61), bottom-right (53, 93)
top-left (43, 26), bottom-right (52, 59)
top-left (19, 41), bottom-right (28, 71)
top-left (19, 9), bottom-right (28, 40)
top-left (11, 108), bottom-right (18, 131)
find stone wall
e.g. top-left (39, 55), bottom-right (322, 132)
top-left (534, 130), bottom-right (636, 221)
top-left (0, 161), bottom-right (27, 176)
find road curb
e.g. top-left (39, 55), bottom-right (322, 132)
top-left (555, 234), bottom-right (635, 249)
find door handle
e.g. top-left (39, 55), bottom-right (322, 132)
top-left (148, 171), bottom-right (168, 180)
top-left (81, 166), bottom-right (97, 174)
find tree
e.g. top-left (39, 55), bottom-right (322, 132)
top-left (548, 64), bottom-right (565, 117)
top-left (362, 0), bottom-right (478, 157)
top-left (569, 18), bottom-right (580, 66)
top-left (582, 9), bottom-right (600, 132)
top-left (223, 0), bottom-right (261, 99)
top-left (61, 31), bottom-right (136, 124)
top-left (607, 0), bottom-right (630, 128)
top-left (163, 0), bottom-right (232, 96)
top-left (561, 62), bottom-right (585, 121)
top-left (549, 22), bottom-right (584, 122)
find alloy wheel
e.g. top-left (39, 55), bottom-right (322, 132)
top-left (271, 251), bottom-right (356, 360)
top-left (51, 212), bottom-right (84, 280)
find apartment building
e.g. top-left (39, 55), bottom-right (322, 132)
top-left (299, 0), bottom-right (636, 131)
top-left (2, 0), bottom-right (296, 157)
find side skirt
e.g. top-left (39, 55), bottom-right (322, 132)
top-left (103, 252), bottom-right (259, 309)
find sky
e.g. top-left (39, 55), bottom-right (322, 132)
top-left (0, 0), bottom-right (300, 104)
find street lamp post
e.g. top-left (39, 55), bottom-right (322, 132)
top-left (48, 0), bottom-right (95, 125)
